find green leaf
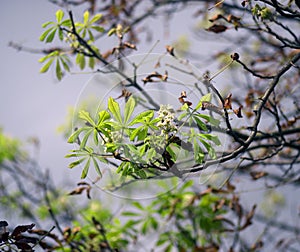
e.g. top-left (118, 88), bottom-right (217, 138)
top-left (93, 129), bottom-right (99, 145)
top-left (129, 126), bottom-right (147, 141)
top-left (179, 180), bottom-right (194, 192)
top-left (46, 28), bottom-right (57, 43)
top-left (67, 127), bottom-right (90, 143)
top-left (56, 9), bottom-right (64, 23)
top-left (166, 145), bottom-right (177, 162)
top-left (180, 103), bottom-right (189, 111)
top-left (177, 111), bottom-right (188, 121)
top-left (90, 14), bottom-right (102, 24)
top-left (195, 93), bottom-right (212, 110)
top-left (88, 29), bottom-right (94, 41)
top-left (136, 169), bottom-right (147, 179)
top-left (61, 19), bottom-right (72, 27)
top-left (116, 162), bottom-right (126, 173)
top-left (80, 128), bottom-right (93, 149)
top-left (89, 56), bottom-right (95, 69)
top-left (39, 27), bottom-right (54, 41)
top-left (58, 28), bottom-right (64, 41)
top-left (39, 51), bottom-right (57, 63)
top-left (81, 157), bottom-right (91, 178)
top-left (92, 26), bottom-right (105, 32)
top-left (83, 10), bottom-right (90, 24)
top-left (56, 59), bottom-right (63, 80)
top-left (124, 96), bottom-right (136, 124)
top-left (141, 219), bottom-right (150, 234)
top-left (107, 27), bottom-right (116, 36)
top-left (199, 134), bottom-right (221, 146)
top-left (42, 21), bottom-right (54, 28)
top-left (39, 58), bottom-right (54, 73)
top-left (108, 97), bottom-right (122, 123)
top-left (68, 157), bottom-right (86, 168)
top-left (132, 201), bottom-right (144, 210)
top-left (92, 156), bottom-right (102, 177)
top-left (129, 110), bottom-right (154, 126)
top-left (97, 110), bottom-right (111, 126)
top-left (193, 116), bottom-right (208, 131)
top-left (194, 113), bottom-right (220, 126)
top-left (65, 151), bottom-right (87, 158)
top-left (76, 53), bottom-right (86, 70)
top-left (122, 211), bottom-right (140, 217)
top-left (199, 139), bottom-right (216, 159)
top-left (105, 143), bottom-right (118, 153)
top-left (79, 110), bottom-right (96, 126)
top-left (60, 57), bottom-right (70, 72)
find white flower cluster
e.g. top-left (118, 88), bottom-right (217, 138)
top-left (156, 104), bottom-right (177, 133)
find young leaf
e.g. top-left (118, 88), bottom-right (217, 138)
top-left (89, 57), bottom-right (95, 69)
top-left (42, 21), bottom-right (54, 28)
top-left (56, 9), bottom-right (64, 23)
top-left (61, 57), bottom-right (70, 72)
top-left (107, 27), bottom-right (116, 36)
top-left (46, 28), bottom-right (57, 43)
top-left (199, 138), bottom-right (216, 159)
top-left (90, 14), bottom-right (102, 24)
top-left (79, 110), bottom-right (96, 126)
top-left (200, 133), bottom-right (221, 146)
top-left (69, 157), bottom-right (86, 168)
top-left (193, 116), bottom-right (208, 131)
top-left (76, 53), bottom-right (86, 70)
top-left (194, 114), bottom-right (220, 126)
top-left (80, 128), bottom-right (93, 149)
top-left (124, 96), bottom-right (136, 124)
top-left (83, 10), bottom-right (90, 24)
top-left (108, 97), bottom-right (122, 123)
top-left (67, 126), bottom-right (90, 143)
top-left (56, 59), bottom-right (63, 80)
top-left (195, 93), bottom-right (212, 110)
top-left (92, 157), bottom-right (102, 177)
top-left (129, 110), bottom-right (154, 126)
top-left (81, 157), bottom-right (91, 178)
top-left (92, 26), bottom-right (105, 32)
top-left (58, 28), bottom-right (64, 41)
top-left (39, 58), bottom-right (54, 73)
top-left (39, 27), bottom-right (54, 41)
top-left (97, 110), bottom-right (110, 127)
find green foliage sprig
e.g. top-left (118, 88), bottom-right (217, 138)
top-left (39, 9), bottom-right (105, 79)
top-left (66, 96), bottom-right (221, 180)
